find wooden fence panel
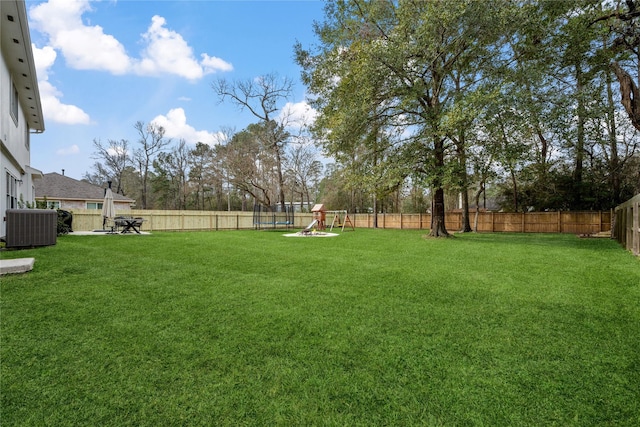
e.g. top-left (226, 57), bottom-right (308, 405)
top-left (145, 211), bottom-right (182, 231)
top-left (445, 212), bottom-right (462, 231)
top-left (614, 194), bottom-right (640, 256)
top-left (384, 214), bottom-right (401, 229)
top-left (351, 214), bottom-right (373, 229)
top-left (492, 213), bottom-right (523, 232)
top-left (400, 214), bottom-right (425, 230)
top-left (524, 212), bottom-right (557, 233)
top-left (472, 211), bottom-right (494, 232)
top-left (560, 212), bottom-right (599, 234)
top-left (70, 211), bottom-right (102, 231)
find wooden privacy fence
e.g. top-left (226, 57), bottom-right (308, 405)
top-left (73, 210), bottom-right (247, 232)
top-left (350, 211), bottom-right (611, 234)
top-left (613, 194), bottom-right (640, 256)
top-left (69, 209), bottom-right (611, 235)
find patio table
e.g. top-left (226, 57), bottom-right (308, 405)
top-left (116, 217), bottom-right (145, 234)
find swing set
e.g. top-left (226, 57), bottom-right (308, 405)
top-left (309, 204), bottom-right (354, 232)
top-left (327, 210), bottom-right (355, 231)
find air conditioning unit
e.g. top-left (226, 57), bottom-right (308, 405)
top-left (5, 209), bottom-right (57, 248)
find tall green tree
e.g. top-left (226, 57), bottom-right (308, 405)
top-left (152, 139), bottom-right (190, 210)
top-left (133, 121), bottom-right (171, 209)
top-left (298, 0), bottom-right (509, 236)
top-left (188, 142), bottom-right (215, 210)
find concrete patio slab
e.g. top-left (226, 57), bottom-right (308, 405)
top-left (0, 258), bottom-right (35, 275)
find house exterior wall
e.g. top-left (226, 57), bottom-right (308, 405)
top-left (1, 52), bottom-right (31, 171)
top-left (0, 0), bottom-right (44, 238)
top-left (1, 38), bottom-right (34, 236)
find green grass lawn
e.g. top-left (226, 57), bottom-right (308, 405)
top-left (1, 230), bottom-right (639, 426)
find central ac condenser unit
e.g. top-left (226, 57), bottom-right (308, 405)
top-left (5, 209), bottom-right (57, 248)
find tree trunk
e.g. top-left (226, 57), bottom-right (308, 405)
top-left (453, 75), bottom-right (471, 233)
top-left (274, 146), bottom-right (286, 213)
top-left (456, 147), bottom-right (471, 232)
top-left (610, 61), bottom-right (640, 132)
top-left (372, 196), bottom-right (378, 228)
top-left (573, 61), bottom-right (585, 208)
top-left (606, 66), bottom-right (621, 205)
top-left (429, 136), bottom-right (449, 237)
top-left (460, 190), bottom-right (471, 232)
top-left (430, 187), bottom-right (448, 236)
top-left (510, 167), bottom-right (518, 212)
top-left (473, 181), bottom-right (485, 232)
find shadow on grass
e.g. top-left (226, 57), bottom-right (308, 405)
top-left (455, 231), bottom-right (625, 253)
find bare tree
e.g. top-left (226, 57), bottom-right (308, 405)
top-left (285, 142), bottom-right (323, 210)
top-left (133, 121), bottom-right (171, 209)
top-left (213, 73), bottom-right (294, 211)
top-left (86, 138), bottom-right (131, 195)
top-left (221, 125), bottom-right (281, 208)
top-left (153, 139), bottom-right (190, 209)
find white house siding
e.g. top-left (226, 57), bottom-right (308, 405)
top-left (0, 0), bottom-right (45, 238)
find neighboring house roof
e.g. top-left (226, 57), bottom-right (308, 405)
top-left (35, 173), bottom-right (135, 203)
top-left (1, 0), bottom-right (44, 132)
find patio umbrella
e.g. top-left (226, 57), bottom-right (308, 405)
top-left (101, 187), bottom-right (116, 230)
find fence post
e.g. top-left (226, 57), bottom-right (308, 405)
top-left (634, 199), bottom-right (639, 256)
top-left (599, 211), bottom-right (603, 233)
top-left (609, 209), bottom-right (613, 235)
top-left (558, 211), bottom-right (562, 233)
top-left (613, 194), bottom-right (640, 256)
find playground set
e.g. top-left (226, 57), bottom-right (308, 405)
top-left (253, 203), bottom-right (354, 236)
top-left (298, 204), bottom-right (354, 236)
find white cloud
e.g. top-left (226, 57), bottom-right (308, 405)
top-left (136, 16), bottom-right (232, 80)
top-left (30, 0), bottom-right (131, 74)
top-left (107, 146), bottom-right (128, 157)
top-left (32, 44), bottom-right (91, 125)
top-left (201, 53), bottom-right (234, 74)
top-left (29, 1), bottom-right (232, 80)
top-left (151, 108), bottom-right (223, 146)
top-left (32, 44), bottom-right (56, 80)
top-left (56, 144), bottom-right (80, 156)
top-left (279, 101), bottom-right (318, 129)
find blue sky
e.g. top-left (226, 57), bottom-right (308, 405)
top-left (27, 0), bottom-right (325, 180)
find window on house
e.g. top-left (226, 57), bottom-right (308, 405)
top-left (5, 172), bottom-right (18, 209)
top-left (86, 202), bottom-right (104, 210)
top-left (10, 82), bottom-right (19, 126)
top-left (45, 201), bottom-right (60, 209)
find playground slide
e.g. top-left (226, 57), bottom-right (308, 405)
top-left (303, 219), bottom-right (318, 231)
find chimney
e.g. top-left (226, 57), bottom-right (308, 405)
top-left (62, 169), bottom-right (65, 176)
